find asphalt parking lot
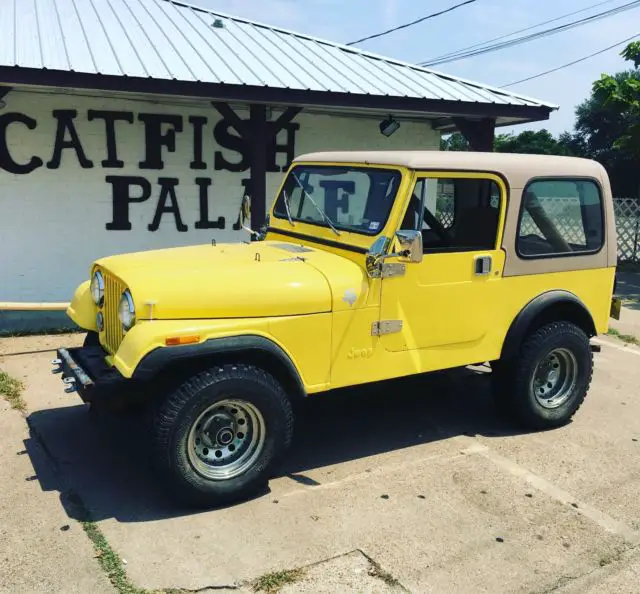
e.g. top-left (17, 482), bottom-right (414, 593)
top-left (1, 332), bottom-right (640, 593)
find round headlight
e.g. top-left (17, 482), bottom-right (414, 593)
top-left (118, 290), bottom-right (135, 331)
top-left (91, 271), bottom-right (104, 306)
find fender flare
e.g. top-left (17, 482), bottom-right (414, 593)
top-left (132, 335), bottom-right (306, 398)
top-left (501, 290), bottom-right (596, 361)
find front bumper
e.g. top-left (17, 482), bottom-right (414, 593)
top-left (52, 346), bottom-right (126, 404)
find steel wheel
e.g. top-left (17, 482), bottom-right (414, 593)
top-left (187, 399), bottom-right (266, 480)
top-left (531, 347), bottom-right (578, 409)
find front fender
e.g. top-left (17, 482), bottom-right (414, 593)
top-left (67, 281), bottom-right (97, 331)
top-left (109, 315), bottom-right (331, 394)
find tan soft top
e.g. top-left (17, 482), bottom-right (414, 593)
top-left (295, 151), bottom-right (608, 189)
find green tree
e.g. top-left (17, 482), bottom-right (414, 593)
top-left (592, 41), bottom-right (640, 158)
top-left (567, 42), bottom-right (640, 196)
top-left (493, 129), bottom-right (573, 155)
top-left (440, 132), bottom-right (469, 151)
top-left (440, 129), bottom-right (574, 154)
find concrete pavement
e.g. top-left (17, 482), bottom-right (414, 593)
top-left (1, 332), bottom-right (639, 593)
top-left (0, 401), bottom-right (113, 594)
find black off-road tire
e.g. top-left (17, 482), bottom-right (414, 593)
top-left (83, 331), bottom-right (100, 347)
top-left (492, 322), bottom-right (593, 430)
top-left (152, 363), bottom-right (294, 507)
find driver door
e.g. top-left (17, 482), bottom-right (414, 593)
top-left (378, 172), bottom-right (507, 364)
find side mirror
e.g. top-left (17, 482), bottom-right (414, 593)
top-left (240, 194), bottom-right (251, 227)
top-left (395, 230), bottom-right (423, 263)
top-left (238, 194), bottom-right (260, 238)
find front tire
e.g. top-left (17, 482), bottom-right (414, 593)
top-left (492, 322), bottom-right (593, 430)
top-left (152, 364), bottom-right (293, 507)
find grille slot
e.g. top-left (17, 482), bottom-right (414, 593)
top-left (102, 273), bottom-right (126, 355)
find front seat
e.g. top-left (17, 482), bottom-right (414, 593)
top-left (453, 206), bottom-right (499, 249)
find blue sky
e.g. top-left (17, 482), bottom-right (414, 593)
top-left (194, 0), bottom-right (639, 136)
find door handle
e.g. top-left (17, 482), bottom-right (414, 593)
top-left (474, 255), bottom-right (492, 275)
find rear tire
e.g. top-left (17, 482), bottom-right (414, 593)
top-left (492, 322), bottom-right (592, 429)
top-left (152, 363), bottom-right (293, 507)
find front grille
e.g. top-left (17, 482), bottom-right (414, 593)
top-left (102, 272), bottom-right (126, 355)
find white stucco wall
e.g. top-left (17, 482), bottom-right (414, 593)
top-left (0, 89), bottom-right (439, 302)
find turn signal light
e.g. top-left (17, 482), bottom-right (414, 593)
top-left (165, 335), bottom-right (200, 346)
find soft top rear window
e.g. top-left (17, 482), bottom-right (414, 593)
top-left (517, 178), bottom-right (604, 258)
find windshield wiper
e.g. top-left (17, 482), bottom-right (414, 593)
top-left (291, 172), bottom-right (341, 236)
top-left (282, 190), bottom-right (294, 226)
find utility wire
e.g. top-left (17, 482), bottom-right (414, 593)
top-left (419, 0), bottom-right (640, 66)
top-left (346, 0), bottom-right (478, 46)
top-left (427, 0), bottom-right (618, 64)
top-left (502, 33), bottom-right (640, 87)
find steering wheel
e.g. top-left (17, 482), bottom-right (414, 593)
top-left (422, 206), bottom-right (454, 245)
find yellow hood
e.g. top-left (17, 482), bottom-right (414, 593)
top-left (95, 241), bottom-right (368, 320)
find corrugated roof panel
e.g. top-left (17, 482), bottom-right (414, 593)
top-left (126, 0), bottom-right (197, 80)
top-left (222, 19), bottom-right (294, 88)
top-left (150, 0), bottom-right (216, 82)
top-left (228, 20), bottom-right (311, 90)
top-left (185, 12), bottom-right (268, 86)
top-left (297, 41), bottom-right (384, 95)
top-left (88, 0), bottom-right (145, 77)
top-left (14, 0), bottom-right (43, 70)
top-left (163, 5), bottom-right (239, 83)
top-left (53, 0), bottom-right (99, 73)
top-left (276, 34), bottom-right (352, 92)
top-left (0, 0), bottom-right (557, 112)
top-left (249, 26), bottom-right (328, 92)
top-left (34, 0), bottom-right (70, 70)
top-left (0, 1), bottom-right (16, 66)
top-left (72, 0), bottom-right (124, 76)
top-left (329, 48), bottom-right (412, 96)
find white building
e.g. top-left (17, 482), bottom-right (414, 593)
top-left (0, 0), bottom-right (556, 332)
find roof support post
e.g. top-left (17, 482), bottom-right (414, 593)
top-left (453, 117), bottom-right (496, 151)
top-left (211, 102), bottom-right (302, 233)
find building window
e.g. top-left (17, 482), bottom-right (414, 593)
top-left (517, 179), bottom-right (604, 257)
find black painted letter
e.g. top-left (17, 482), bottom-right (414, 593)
top-left (138, 114), bottom-right (183, 170)
top-left (106, 176), bottom-right (152, 230)
top-left (0, 113), bottom-right (43, 174)
top-left (214, 119), bottom-right (249, 172)
top-left (47, 110), bottom-right (94, 169)
top-left (267, 122), bottom-right (300, 172)
top-left (195, 178), bottom-right (225, 229)
top-left (88, 110), bottom-right (134, 168)
top-left (189, 116), bottom-right (207, 170)
top-left (148, 178), bottom-right (188, 232)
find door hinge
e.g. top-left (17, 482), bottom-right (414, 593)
top-left (380, 263), bottom-right (406, 278)
top-left (372, 320), bottom-right (403, 336)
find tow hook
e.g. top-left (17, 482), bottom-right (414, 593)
top-left (590, 343), bottom-right (602, 353)
top-left (51, 358), bottom-right (63, 374)
top-left (63, 377), bottom-right (77, 393)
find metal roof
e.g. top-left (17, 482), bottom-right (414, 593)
top-left (0, 0), bottom-right (556, 113)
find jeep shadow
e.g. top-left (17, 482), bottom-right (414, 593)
top-left (25, 365), bottom-right (527, 523)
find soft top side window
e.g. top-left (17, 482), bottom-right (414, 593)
top-left (401, 176), bottom-right (502, 253)
top-left (517, 179), bottom-right (604, 258)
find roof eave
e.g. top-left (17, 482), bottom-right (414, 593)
top-left (0, 66), bottom-right (556, 123)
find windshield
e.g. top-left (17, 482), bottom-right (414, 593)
top-left (273, 165), bottom-right (402, 235)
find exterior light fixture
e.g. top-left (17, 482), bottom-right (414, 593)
top-left (379, 115), bottom-right (400, 137)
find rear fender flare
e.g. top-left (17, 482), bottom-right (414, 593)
top-left (500, 290), bottom-right (596, 361)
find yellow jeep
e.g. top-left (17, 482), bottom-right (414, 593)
top-left (54, 151), bottom-right (618, 506)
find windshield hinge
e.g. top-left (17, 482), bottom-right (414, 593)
top-left (372, 320), bottom-right (403, 336)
